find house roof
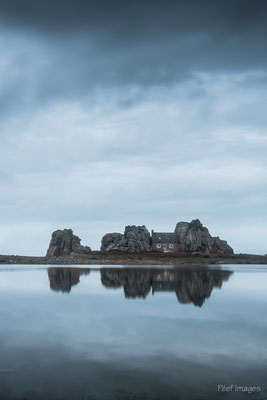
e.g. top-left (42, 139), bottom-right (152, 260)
top-left (152, 232), bottom-right (177, 243)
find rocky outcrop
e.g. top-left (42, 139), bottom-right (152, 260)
top-left (174, 219), bottom-right (233, 255)
top-left (100, 233), bottom-right (123, 252)
top-left (46, 229), bottom-right (91, 257)
top-left (46, 221), bottom-right (232, 256)
top-left (101, 225), bottom-right (151, 252)
top-left (101, 220), bottom-right (233, 254)
top-left (211, 236), bottom-right (233, 254)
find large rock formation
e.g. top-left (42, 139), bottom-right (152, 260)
top-left (46, 229), bottom-right (91, 257)
top-left (101, 220), bottom-right (233, 254)
top-left (174, 219), bottom-right (233, 255)
top-left (100, 233), bottom-right (124, 252)
top-left (101, 225), bottom-right (151, 252)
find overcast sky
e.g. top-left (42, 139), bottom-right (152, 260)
top-left (0, 0), bottom-right (267, 255)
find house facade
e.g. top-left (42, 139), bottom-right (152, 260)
top-left (151, 230), bottom-right (178, 252)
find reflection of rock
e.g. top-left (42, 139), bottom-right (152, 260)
top-left (46, 229), bottom-right (91, 257)
top-left (101, 225), bottom-right (151, 252)
top-left (48, 268), bottom-right (90, 293)
top-left (152, 269), bottom-right (232, 306)
top-left (174, 219), bottom-right (234, 255)
top-left (174, 270), bottom-right (230, 307)
top-left (47, 266), bottom-right (233, 306)
top-left (101, 267), bottom-right (233, 306)
top-left (101, 269), bottom-right (152, 299)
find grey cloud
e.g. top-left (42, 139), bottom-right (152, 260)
top-left (1, 0), bottom-right (267, 37)
top-left (1, 0), bottom-right (267, 119)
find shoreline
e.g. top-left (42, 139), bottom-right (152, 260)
top-left (0, 251), bottom-right (267, 265)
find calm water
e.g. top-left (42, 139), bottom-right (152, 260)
top-left (0, 264), bottom-right (266, 400)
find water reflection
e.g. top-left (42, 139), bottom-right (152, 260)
top-left (48, 267), bottom-right (233, 306)
top-left (1, 265), bottom-right (267, 399)
top-left (48, 267), bottom-right (90, 293)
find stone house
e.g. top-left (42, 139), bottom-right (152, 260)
top-left (151, 230), bottom-right (178, 252)
top-left (100, 220), bottom-right (233, 255)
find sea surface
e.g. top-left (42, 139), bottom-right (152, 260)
top-left (0, 264), bottom-right (266, 400)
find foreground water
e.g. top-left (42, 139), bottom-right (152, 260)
top-left (0, 265), bottom-right (266, 400)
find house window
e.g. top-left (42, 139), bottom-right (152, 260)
top-left (157, 244), bottom-right (161, 249)
top-left (169, 243), bottom-right (174, 249)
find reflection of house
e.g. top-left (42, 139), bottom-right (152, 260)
top-left (151, 230), bottom-right (177, 252)
top-left (151, 269), bottom-right (233, 307)
top-left (152, 270), bottom-right (177, 293)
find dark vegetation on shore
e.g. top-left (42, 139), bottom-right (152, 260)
top-left (0, 251), bottom-right (267, 265)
